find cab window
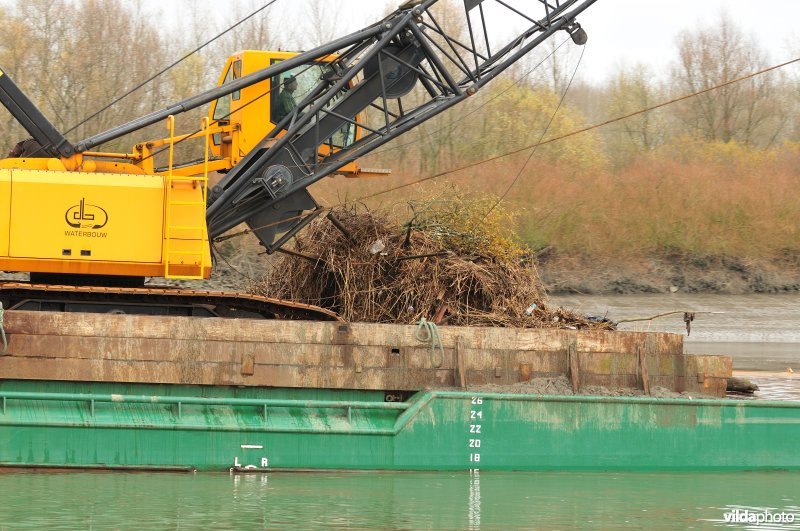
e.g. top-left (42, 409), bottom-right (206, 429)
top-left (270, 62), bottom-right (356, 148)
top-left (212, 65), bottom-right (233, 121)
top-left (232, 59), bottom-right (242, 101)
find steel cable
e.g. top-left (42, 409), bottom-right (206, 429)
top-left (482, 42), bottom-right (586, 218)
top-left (64, 0), bottom-right (282, 136)
top-left (352, 56), bottom-right (800, 203)
top-left (211, 55), bottom-right (800, 244)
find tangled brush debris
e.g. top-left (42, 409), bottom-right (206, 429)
top-left (250, 200), bottom-right (614, 330)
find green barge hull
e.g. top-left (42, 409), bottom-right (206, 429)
top-left (1, 380), bottom-right (798, 471)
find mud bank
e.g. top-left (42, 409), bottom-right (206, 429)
top-left (539, 252), bottom-right (800, 295)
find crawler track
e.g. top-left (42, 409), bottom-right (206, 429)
top-left (0, 282), bottom-right (341, 321)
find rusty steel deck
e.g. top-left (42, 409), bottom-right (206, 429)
top-left (0, 311), bottom-right (731, 396)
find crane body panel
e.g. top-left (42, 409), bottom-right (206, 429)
top-left (0, 169), bottom-right (209, 279)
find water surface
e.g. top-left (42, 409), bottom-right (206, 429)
top-left (1, 470), bottom-right (798, 530)
top-left (552, 293), bottom-right (800, 371)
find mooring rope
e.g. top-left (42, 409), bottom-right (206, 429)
top-left (0, 302), bottom-right (7, 353)
top-left (415, 318), bottom-right (444, 368)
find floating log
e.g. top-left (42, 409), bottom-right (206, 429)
top-left (727, 377), bottom-right (759, 394)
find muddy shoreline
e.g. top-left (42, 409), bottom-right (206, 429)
top-left (538, 252), bottom-right (800, 295)
top-left (6, 248), bottom-right (798, 297)
top-left (186, 247), bottom-right (800, 296)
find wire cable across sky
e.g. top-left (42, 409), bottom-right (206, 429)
top-left (64, 0), bottom-right (282, 136)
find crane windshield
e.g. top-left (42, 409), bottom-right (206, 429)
top-left (212, 65), bottom-right (233, 122)
top-left (270, 62), bottom-right (355, 148)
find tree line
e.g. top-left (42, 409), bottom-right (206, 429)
top-left (0, 1), bottom-right (795, 162)
top-left (0, 0), bottom-right (797, 260)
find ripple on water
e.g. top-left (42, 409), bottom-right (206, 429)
top-left (1, 470), bottom-right (799, 530)
top-left (751, 376), bottom-right (800, 401)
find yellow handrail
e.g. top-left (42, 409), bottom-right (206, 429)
top-left (202, 116), bottom-right (210, 193)
top-left (164, 115), bottom-right (176, 277)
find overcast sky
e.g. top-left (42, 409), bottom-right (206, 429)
top-left (146, 0), bottom-right (800, 85)
top-left (579, 0), bottom-right (799, 83)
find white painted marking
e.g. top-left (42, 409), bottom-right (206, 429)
top-left (240, 444), bottom-right (264, 449)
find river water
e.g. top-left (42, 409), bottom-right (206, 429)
top-left (552, 293), bottom-right (800, 400)
top-left (551, 294), bottom-right (800, 371)
top-left (2, 294), bottom-right (798, 529)
top-left (1, 470), bottom-right (799, 530)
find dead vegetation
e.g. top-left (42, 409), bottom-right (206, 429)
top-left (250, 198), bottom-right (614, 330)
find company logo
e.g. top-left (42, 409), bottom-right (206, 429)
top-left (65, 198), bottom-right (108, 229)
top-left (722, 509), bottom-right (796, 525)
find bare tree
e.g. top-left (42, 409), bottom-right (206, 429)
top-left (605, 63), bottom-right (667, 165)
top-left (223, 0), bottom-right (279, 52)
top-left (0, 0), bottom-right (167, 152)
top-left (303, 0), bottom-right (344, 48)
top-left (534, 37), bottom-right (583, 94)
top-left (671, 13), bottom-right (786, 147)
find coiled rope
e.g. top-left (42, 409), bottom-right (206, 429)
top-left (0, 302), bottom-right (7, 353)
top-left (415, 318), bottom-right (444, 368)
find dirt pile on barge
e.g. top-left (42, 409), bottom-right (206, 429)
top-left (463, 377), bottom-right (701, 398)
top-left (251, 204), bottom-right (612, 330)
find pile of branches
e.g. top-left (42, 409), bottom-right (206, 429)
top-left (251, 205), bottom-right (613, 330)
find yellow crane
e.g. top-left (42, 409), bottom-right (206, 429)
top-left (0, 0), bottom-right (595, 318)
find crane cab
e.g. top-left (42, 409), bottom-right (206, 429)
top-left (209, 51), bottom-right (358, 167)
